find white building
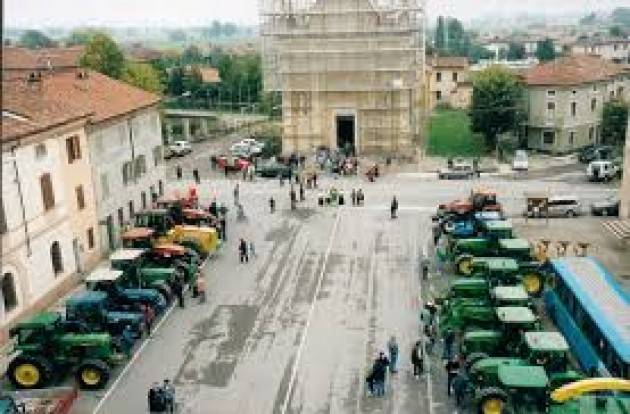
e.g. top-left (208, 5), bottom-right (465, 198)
top-left (571, 38), bottom-right (630, 64)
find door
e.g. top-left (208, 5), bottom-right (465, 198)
top-left (336, 115), bottom-right (355, 156)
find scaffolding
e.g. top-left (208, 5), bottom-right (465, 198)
top-left (260, 0), bottom-right (426, 156)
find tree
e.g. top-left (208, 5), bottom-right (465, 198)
top-left (122, 63), bottom-right (162, 93)
top-left (80, 33), bottom-right (125, 78)
top-left (536, 38), bottom-right (556, 62)
top-left (181, 45), bottom-right (203, 64)
top-left (609, 26), bottom-right (626, 37)
top-left (18, 30), bottom-right (55, 49)
top-left (601, 101), bottom-right (629, 146)
top-left (507, 42), bottom-right (526, 60)
top-left (470, 66), bottom-right (525, 148)
top-left (611, 7), bottom-right (630, 26)
top-left (66, 29), bottom-right (100, 46)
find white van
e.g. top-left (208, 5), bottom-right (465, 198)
top-left (547, 195), bottom-right (581, 218)
top-left (512, 150), bottom-right (529, 171)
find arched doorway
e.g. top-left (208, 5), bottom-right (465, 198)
top-left (51, 241), bottom-right (63, 275)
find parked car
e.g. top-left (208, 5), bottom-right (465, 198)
top-left (547, 195), bottom-right (581, 218)
top-left (586, 160), bottom-right (619, 182)
top-left (512, 150), bottom-right (529, 171)
top-left (230, 142), bottom-right (251, 157)
top-left (578, 145), bottom-right (613, 163)
top-left (163, 146), bottom-right (175, 160)
top-left (241, 138), bottom-right (264, 151)
top-left (438, 159), bottom-right (475, 180)
top-left (591, 196), bottom-right (620, 216)
top-left (168, 141), bottom-right (192, 157)
top-left (256, 160), bottom-right (292, 178)
top-left (216, 156), bottom-right (250, 171)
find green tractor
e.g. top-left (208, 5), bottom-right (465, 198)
top-left (6, 312), bottom-right (124, 390)
top-left (467, 257), bottom-right (545, 297)
top-left (110, 248), bottom-right (183, 302)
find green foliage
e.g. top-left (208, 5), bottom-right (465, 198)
top-left (611, 7), bottom-right (630, 26)
top-left (470, 66), bottom-right (525, 148)
top-left (609, 26), bottom-right (627, 37)
top-left (507, 43), bottom-right (526, 60)
top-left (66, 29), bottom-right (102, 46)
top-left (18, 30), bottom-right (55, 49)
top-left (427, 109), bottom-right (486, 157)
top-left (536, 38), bottom-right (556, 62)
top-left (121, 63), bottom-right (162, 93)
top-left (80, 33), bottom-right (125, 79)
top-left (181, 45), bottom-right (203, 64)
top-left (601, 100), bottom-right (629, 146)
top-left (433, 16), bottom-right (493, 63)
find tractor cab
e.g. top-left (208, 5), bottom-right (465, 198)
top-left (121, 228), bottom-right (156, 249)
top-left (491, 285), bottom-right (531, 307)
top-left (496, 306), bottom-right (539, 331)
top-left (468, 357), bottom-right (528, 387)
top-left (182, 208), bottom-right (218, 227)
top-left (86, 268), bottom-right (166, 314)
top-left (134, 209), bottom-right (174, 236)
top-left (481, 220), bottom-right (514, 241)
top-left (521, 331), bottom-right (581, 387)
top-left (66, 291), bottom-right (144, 338)
top-left (462, 330), bottom-right (504, 358)
top-left (110, 248), bottom-right (179, 298)
top-left (498, 238), bottom-right (533, 260)
top-left (446, 278), bottom-right (490, 300)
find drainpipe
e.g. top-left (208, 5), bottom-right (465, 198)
top-left (10, 145), bottom-right (31, 256)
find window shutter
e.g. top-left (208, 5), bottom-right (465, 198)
top-left (74, 136), bottom-right (82, 160)
top-left (41, 173), bottom-right (55, 210)
top-left (66, 138), bottom-right (74, 163)
top-left (76, 185), bottom-right (85, 210)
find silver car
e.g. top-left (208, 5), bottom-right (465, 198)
top-left (546, 195), bottom-right (581, 218)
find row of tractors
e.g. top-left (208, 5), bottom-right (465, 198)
top-left (431, 189), bottom-right (630, 414)
top-left (4, 190), bottom-right (221, 393)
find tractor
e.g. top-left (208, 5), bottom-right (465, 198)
top-left (109, 248), bottom-right (182, 301)
top-left (134, 209), bottom-right (219, 258)
top-left (464, 256), bottom-right (545, 297)
top-left (85, 268), bottom-right (167, 315)
top-left (121, 229), bottom-right (201, 285)
top-left (65, 291), bottom-right (145, 339)
top-left (6, 312), bottom-right (124, 390)
top-left (549, 378), bottom-right (630, 414)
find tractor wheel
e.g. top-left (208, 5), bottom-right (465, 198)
top-left (8, 355), bottom-right (53, 389)
top-left (456, 255), bottom-right (475, 275)
top-left (465, 352), bottom-right (490, 370)
top-left (476, 387), bottom-right (508, 414)
top-left (521, 272), bottom-right (544, 297)
top-left (76, 359), bottom-right (110, 390)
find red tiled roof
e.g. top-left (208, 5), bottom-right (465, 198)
top-left (2, 77), bottom-right (92, 143)
top-left (427, 56), bottom-right (469, 68)
top-left (126, 45), bottom-right (164, 62)
top-left (2, 46), bottom-right (83, 71)
top-left (523, 55), bottom-right (626, 86)
top-left (2, 69), bottom-right (160, 142)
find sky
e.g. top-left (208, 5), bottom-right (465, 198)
top-left (4, 0), bottom-right (628, 28)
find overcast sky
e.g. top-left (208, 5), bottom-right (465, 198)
top-left (4, 0), bottom-right (627, 27)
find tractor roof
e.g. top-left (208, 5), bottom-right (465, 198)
top-left (473, 257), bottom-right (519, 272)
top-left (492, 285), bottom-right (529, 301)
top-left (122, 227), bottom-right (155, 240)
top-left (496, 306), bottom-right (537, 323)
top-left (451, 278), bottom-right (488, 289)
top-left (18, 312), bottom-right (61, 328)
top-left (110, 248), bottom-right (146, 261)
top-left (471, 357), bottom-right (527, 373)
top-left (499, 238), bottom-right (531, 250)
top-left (482, 220), bottom-right (512, 232)
top-left (463, 330), bottom-right (502, 341)
top-left (498, 365), bottom-right (549, 388)
top-left (178, 225), bottom-right (216, 233)
top-left (86, 268), bottom-right (124, 282)
top-left (524, 331), bottom-right (569, 352)
top-left (136, 208), bottom-right (168, 215)
top-left (67, 291), bottom-right (108, 305)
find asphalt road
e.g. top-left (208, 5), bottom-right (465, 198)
top-left (72, 161), bottom-right (621, 414)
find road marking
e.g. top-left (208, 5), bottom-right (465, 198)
top-left (92, 256), bottom-right (210, 414)
top-left (280, 209), bottom-right (342, 414)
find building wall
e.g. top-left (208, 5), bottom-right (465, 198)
top-left (87, 107), bottom-right (165, 255)
top-left (56, 127), bottom-right (101, 271)
top-left (426, 67), bottom-right (471, 110)
top-left (621, 116), bottom-right (630, 219)
top-left (1, 128), bottom-right (78, 327)
top-left (571, 42), bottom-right (630, 63)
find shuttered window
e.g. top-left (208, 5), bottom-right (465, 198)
top-left (75, 185), bottom-right (85, 210)
top-left (87, 228), bottom-right (95, 249)
top-left (40, 173), bottom-right (55, 210)
top-left (66, 135), bottom-right (82, 163)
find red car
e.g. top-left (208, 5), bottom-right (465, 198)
top-left (216, 156), bottom-right (250, 171)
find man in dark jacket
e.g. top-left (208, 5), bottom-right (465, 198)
top-left (390, 196), bottom-right (398, 219)
top-left (239, 239), bottom-right (249, 263)
top-left (411, 340), bottom-right (424, 377)
top-left (371, 352), bottom-right (389, 396)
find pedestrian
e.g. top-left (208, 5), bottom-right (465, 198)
top-left (279, 174), bottom-right (284, 186)
top-left (162, 379), bottom-right (175, 413)
top-left (444, 329), bottom-right (455, 360)
top-left (196, 277), bottom-right (207, 304)
top-left (242, 166), bottom-right (247, 180)
top-left (173, 277), bottom-right (185, 308)
top-left (290, 187), bottom-right (297, 210)
top-left (249, 164), bottom-right (255, 181)
top-left (176, 165), bottom-right (182, 180)
top-left (224, 164), bottom-right (229, 177)
top-left (313, 172), bottom-right (318, 188)
top-left (220, 216), bottom-right (227, 241)
top-left (249, 241), bottom-right (256, 259)
top-left (239, 238), bottom-right (249, 263)
top-left (422, 256), bottom-right (430, 280)
top-left (295, 173), bottom-right (300, 184)
top-left (209, 199), bottom-right (218, 218)
top-left (357, 189), bottom-right (364, 206)
top-left (141, 304), bottom-right (155, 336)
top-left (387, 335), bottom-right (399, 373)
top-left (446, 356), bottom-right (460, 396)
top-left (269, 197), bottom-right (276, 213)
top-left (351, 189), bottom-right (357, 206)
top-left (452, 370), bottom-right (469, 407)
top-left (121, 325), bottom-right (135, 358)
top-left (233, 183), bottom-right (240, 206)
top-left (299, 183), bottom-right (305, 202)
top-left (193, 168), bottom-right (200, 184)
top-left (411, 340), bottom-right (424, 377)
top-left (371, 352), bottom-right (389, 396)
top-left (390, 196), bottom-right (398, 219)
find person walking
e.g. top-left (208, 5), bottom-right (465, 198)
top-left (141, 304), bottom-right (155, 336)
top-left (269, 197), bottom-right (276, 213)
top-left (196, 277), bottom-right (207, 304)
top-left (176, 165), bottom-right (183, 180)
top-left (390, 196), bottom-right (398, 219)
top-left (173, 276), bottom-right (185, 308)
top-left (313, 172), bottom-right (318, 188)
top-left (446, 356), bottom-right (461, 397)
top-left (357, 189), bottom-right (364, 206)
top-left (209, 199), bottom-right (218, 218)
top-left (233, 183), bottom-right (240, 206)
top-left (444, 329), bottom-right (455, 361)
top-left (193, 168), bottom-right (200, 184)
top-left (239, 239), bottom-right (249, 263)
top-left (452, 370), bottom-right (469, 407)
top-left (351, 189), bottom-right (357, 206)
top-left (411, 340), bottom-right (424, 377)
top-left (290, 187), bottom-right (297, 210)
top-left (220, 215), bottom-right (227, 242)
top-left (371, 352), bottom-right (389, 396)
top-left (387, 336), bottom-right (399, 374)
top-left (299, 183), bottom-right (305, 202)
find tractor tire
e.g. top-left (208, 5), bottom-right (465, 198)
top-left (8, 355), bottom-right (53, 389)
top-left (76, 359), bottom-right (110, 390)
top-left (456, 254), bottom-right (475, 276)
top-left (476, 387), bottom-right (508, 414)
top-left (465, 352), bottom-right (490, 370)
top-left (521, 272), bottom-right (544, 297)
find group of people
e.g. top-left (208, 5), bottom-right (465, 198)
top-left (148, 379), bottom-right (175, 413)
top-left (349, 189), bottom-right (365, 206)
